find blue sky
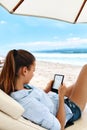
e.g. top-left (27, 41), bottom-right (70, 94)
top-left (1, 6), bottom-right (87, 56)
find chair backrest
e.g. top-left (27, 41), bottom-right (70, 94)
top-left (0, 89), bottom-right (24, 119)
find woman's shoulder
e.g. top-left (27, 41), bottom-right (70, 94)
top-left (10, 89), bottom-right (31, 100)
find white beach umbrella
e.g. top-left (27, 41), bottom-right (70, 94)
top-left (0, 0), bottom-right (87, 24)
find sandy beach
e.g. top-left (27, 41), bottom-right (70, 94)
top-left (30, 60), bottom-right (82, 89)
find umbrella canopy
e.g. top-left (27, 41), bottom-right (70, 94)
top-left (0, 0), bottom-right (87, 24)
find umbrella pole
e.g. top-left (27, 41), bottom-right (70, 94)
top-left (74, 0), bottom-right (87, 23)
top-left (10, 0), bottom-right (24, 13)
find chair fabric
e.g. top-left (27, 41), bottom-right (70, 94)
top-left (0, 89), bottom-right (24, 119)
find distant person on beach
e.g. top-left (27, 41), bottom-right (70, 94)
top-left (0, 49), bottom-right (87, 130)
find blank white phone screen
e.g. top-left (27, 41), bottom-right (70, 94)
top-left (53, 75), bottom-right (63, 89)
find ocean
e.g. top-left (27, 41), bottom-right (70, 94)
top-left (0, 48), bottom-right (87, 66)
top-left (32, 48), bottom-right (87, 66)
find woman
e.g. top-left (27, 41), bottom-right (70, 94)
top-left (0, 49), bottom-right (87, 130)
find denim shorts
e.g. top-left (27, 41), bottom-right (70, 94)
top-left (64, 98), bottom-right (81, 123)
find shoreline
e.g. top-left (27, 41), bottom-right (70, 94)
top-left (30, 60), bottom-right (82, 88)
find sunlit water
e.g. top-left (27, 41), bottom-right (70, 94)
top-left (33, 52), bottom-right (87, 66)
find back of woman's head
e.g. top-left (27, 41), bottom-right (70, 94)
top-left (0, 49), bottom-right (35, 95)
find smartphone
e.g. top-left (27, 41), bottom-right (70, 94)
top-left (51, 74), bottom-right (64, 93)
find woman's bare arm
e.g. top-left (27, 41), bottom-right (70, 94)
top-left (56, 85), bottom-right (67, 130)
top-left (56, 95), bottom-right (65, 130)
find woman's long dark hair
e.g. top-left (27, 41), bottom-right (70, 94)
top-left (0, 49), bottom-right (35, 95)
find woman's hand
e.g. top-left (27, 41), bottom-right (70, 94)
top-left (58, 84), bottom-right (67, 97)
top-left (44, 80), bottom-right (54, 93)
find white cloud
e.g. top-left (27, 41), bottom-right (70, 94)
top-left (5, 37), bottom-right (87, 52)
top-left (0, 20), bottom-right (7, 24)
top-left (53, 36), bottom-right (59, 40)
top-left (65, 37), bottom-right (87, 46)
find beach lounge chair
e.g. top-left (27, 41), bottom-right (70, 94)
top-left (0, 89), bottom-right (87, 130)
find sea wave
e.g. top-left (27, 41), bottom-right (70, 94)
top-left (33, 52), bottom-right (87, 66)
